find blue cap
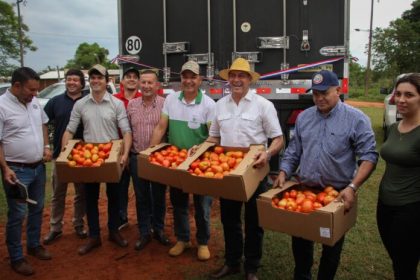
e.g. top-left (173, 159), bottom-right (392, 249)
top-left (306, 70), bottom-right (339, 92)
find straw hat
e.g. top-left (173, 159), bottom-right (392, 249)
top-left (219, 58), bottom-right (260, 83)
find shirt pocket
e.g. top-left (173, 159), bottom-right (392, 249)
top-left (217, 113), bottom-right (233, 134)
top-left (240, 113), bottom-right (259, 132)
top-left (324, 128), bottom-right (350, 156)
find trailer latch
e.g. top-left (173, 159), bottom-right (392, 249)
top-left (163, 42), bottom-right (190, 54)
top-left (257, 36), bottom-right (289, 49)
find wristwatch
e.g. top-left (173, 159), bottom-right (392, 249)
top-left (265, 149), bottom-right (272, 161)
top-left (44, 144), bottom-right (51, 149)
top-left (347, 183), bottom-right (358, 193)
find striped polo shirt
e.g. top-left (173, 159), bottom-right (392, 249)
top-left (162, 90), bottom-right (215, 149)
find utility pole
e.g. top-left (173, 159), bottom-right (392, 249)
top-left (16, 0), bottom-right (24, 67)
top-left (364, 0), bottom-right (374, 96)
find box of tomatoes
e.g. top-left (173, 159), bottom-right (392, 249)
top-left (257, 181), bottom-right (357, 246)
top-left (178, 141), bottom-right (269, 202)
top-left (56, 139), bottom-right (123, 183)
top-left (137, 143), bottom-right (189, 189)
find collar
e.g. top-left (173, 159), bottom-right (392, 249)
top-left (178, 89), bottom-right (203, 104)
top-left (5, 90), bottom-right (25, 106)
top-left (65, 91), bottom-right (85, 101)
top-left (316, 100), bottom-right (342, 118)
top-left (228, 89), bottom-right (254, 103)
top-left (88, 91), bottom-right (110, 103)
top-left (141, 96), bottom-right (158, 108)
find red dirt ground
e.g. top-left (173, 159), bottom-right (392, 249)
top-left (0, 187), bottom-right (225, 280)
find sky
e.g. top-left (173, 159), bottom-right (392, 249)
top-left (4, 0), bottom-right (415, 72)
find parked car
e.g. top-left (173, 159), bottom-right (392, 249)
top-left (37, 81), bottom-right (117, 109)
top-left (0, 83), bottom-right (11, 96)
top-left (381, 74), bottom-right (408, 140)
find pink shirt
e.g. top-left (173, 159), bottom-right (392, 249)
top-left (127, 95), bottom-right (165, 152)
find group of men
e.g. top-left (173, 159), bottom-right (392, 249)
top-left (0, 58), bottom-right (378, 280)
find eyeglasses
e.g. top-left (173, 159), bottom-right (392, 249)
top-left (139, 68), bottom-right (159, 76)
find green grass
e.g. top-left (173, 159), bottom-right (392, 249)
top-left (349, 84), bottom-right (388, 102)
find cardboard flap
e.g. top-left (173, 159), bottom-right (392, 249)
top-left (107, 140), bottom-right (123, 162)
top-left (320, 200), bottom-right (343, 213)
top-left (56, 139), bottom-right (81, 162)
top-left (140, 143), bottom-right (170, 156)
top-left (177, 142), bottom-right (215, 169)
top-left (258, 188), bottom-right (282, 201)
top-left (276, 180), bottom-right (301, 192)
top-left (231, 144), bottom-right (264, 174)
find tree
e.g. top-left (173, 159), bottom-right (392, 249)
top-left (65, 42), bottom-right (118, 70)
top-left (0, 0), bottom-right (36, 76)
top-left (372, 0), bottom-right (420, 77)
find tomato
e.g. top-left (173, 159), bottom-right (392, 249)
top-left (301, 199), bottom-right (314, 213)
top-left (214, 146), bottom-right (224, 154)
top-left (68, 160), bottom-right (77, 167)
top-left (289, 189), bottom-right (297, 199)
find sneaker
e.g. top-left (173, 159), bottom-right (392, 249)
top-left (168, 241), bottom-right (191, 257)
top-left (11, 258), bottom-right (34, 276)
top-left (118, 218), bottom-right (129, 231)
top-left (43, 231), bottom-right (63, 245)
top-left (197, 245), bottom-right (211, 261)
top-left (27, 245), bottom-right (52, 260)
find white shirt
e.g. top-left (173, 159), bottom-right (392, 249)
top-left (209, 90), bottom-right (282, 147)
top-left (0, 90), bottom-right (49, 162)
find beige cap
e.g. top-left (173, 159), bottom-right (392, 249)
top-left (181, 60), bottom-right (200, 75)
top-left (88, 64), bottom-right (108, 76)
top-left (219, 58), bottom-right (260, 83)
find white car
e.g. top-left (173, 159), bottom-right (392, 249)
top-left (0, 83), bottom-right (11, 96)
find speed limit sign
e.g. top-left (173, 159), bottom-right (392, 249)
top-left (125, 36), bottom-right (142, 54)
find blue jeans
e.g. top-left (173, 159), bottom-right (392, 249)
top-left (2, 164), bottom-right (46, 262)
top-left (118, 167), bottom-right (131, 222)
top-left (130, 153), bottom-right (167, 236)
top-left (170, 187), bottom-right (212, 245)
top-left (220, 179), bottom-right (268, 273)
top-left (84, 182), bottom-right (120, 238)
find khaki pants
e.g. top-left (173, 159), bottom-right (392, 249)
top-left (49, 161), bottom-right (86, 232)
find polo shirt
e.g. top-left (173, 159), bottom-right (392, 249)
top-left (209, 90), bottom-right (282, 147)
top-left (44, 91), bottom-right (87, 158)
top-left (162, 90), bottom-right (215, 149)
top-left (66, 92), bottom-right (131, 143)
top-left (0, 90), bottom-right (49, 162)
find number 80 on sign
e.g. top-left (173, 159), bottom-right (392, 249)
top-left (125, 36), bottom-right (142, 55)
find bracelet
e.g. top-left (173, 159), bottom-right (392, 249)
top-left (44, 144), bottom-right (51, 149)
top-left (266, 150), bottom-right (271, 161)
top-left (347, 183), bottom-right (358, 193)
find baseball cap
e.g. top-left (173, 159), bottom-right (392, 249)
top-left (181, 60), bottom-right (200, 75)
top-left (88, 64), bottom-right (108, 76)
top-left (123, 67), bottom-right (139, 78)
top-left (306, 70), bottom-right (339, 93)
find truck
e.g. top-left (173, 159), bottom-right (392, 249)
top-left (117, 0), bottom-right (350, 171)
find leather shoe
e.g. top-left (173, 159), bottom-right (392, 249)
top-left (43, 231), bottom-right (62, 245)
top-left (153, 230), bottom-right (170, 246)
top-left (27, 245), bottom-right (52, 260)
top-left (135, 235), bottom-right (152, 251)
top-left (75, 226), bottom-right (88, 239)
top-left (11, 258), bottom-right (34, 276)
top-left (78, 238), bottom-right (101, 255)
top-left (109, 231), bottom-right (128, 248)
top-left (245, 272), bottom-right (258, 280)
top-left (210, 265), bottom-right (240, 279)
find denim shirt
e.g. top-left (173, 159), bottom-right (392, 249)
top-left (280, 101), bottom-right (378, 189)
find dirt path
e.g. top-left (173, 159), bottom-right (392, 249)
top-left (345, 100), bottom-right (384, 108)
top-left (0, 188), bottom-right (224, 280)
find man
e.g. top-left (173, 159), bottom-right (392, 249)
top-left (274, 70), bottom-right (378, 280)
top-left (126, 69), bottom-right (170, 250)
top-left (150, 60), bottom-right (215, 261)
top-left (114, 67), bottom-right (141, 230)
top-left (43, 69), bottom-right (88, 245)
top-left (208, 58), bottom-right (284, 280)
top-left (0, 67), bottom-right (53, 276)
top-left (62, 64), bottom-right (132, 255)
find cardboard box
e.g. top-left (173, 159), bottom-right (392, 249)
top-left (179, 142), bottom-right (269, 202)
top-left (137, 143), bottom-right (187, 189)
top-left (56, 139), bottom-right (123, 183)
top-left (257, 181), bottom-right (357, 246)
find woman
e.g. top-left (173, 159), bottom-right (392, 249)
top-left (377, 73), bottom-right (420, 280)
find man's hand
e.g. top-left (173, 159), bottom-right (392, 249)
top-left (120, 154), bottom-right (128, 169)
top-left (253, 151), bottom-right (268, 169)
top-left (273, 171), bottom-right (287, 188)
top-left (3, 166), bottom-right (17, 185)
top-left (43, 147), bottom-right (52, 162)
top-left (336, 187), bottom-right (357, 212)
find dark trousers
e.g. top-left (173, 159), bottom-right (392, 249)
top-left (84, 182), bottom-right (120, 238)
top-left (292, 236), bottom-right (345, 280)
top-left (220, 179), bottom-right (268, 273)
top-left (377, 200), bottom-right (420, 280)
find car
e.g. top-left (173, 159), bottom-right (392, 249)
top-left (0, 83), bottom-right (11, 96)
top-left (37, 81), bottom-right (117, 109)
top-left (381, 73), bottom-right (408, 140)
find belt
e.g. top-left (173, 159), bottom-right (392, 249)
top-left (6, 160), bottom-right (44, 169)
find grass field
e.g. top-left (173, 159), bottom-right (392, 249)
top-left (0, 106), bottom-right (414, 279)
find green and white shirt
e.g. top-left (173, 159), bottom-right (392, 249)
top-left (162, 90), bottom-right (215, 149)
